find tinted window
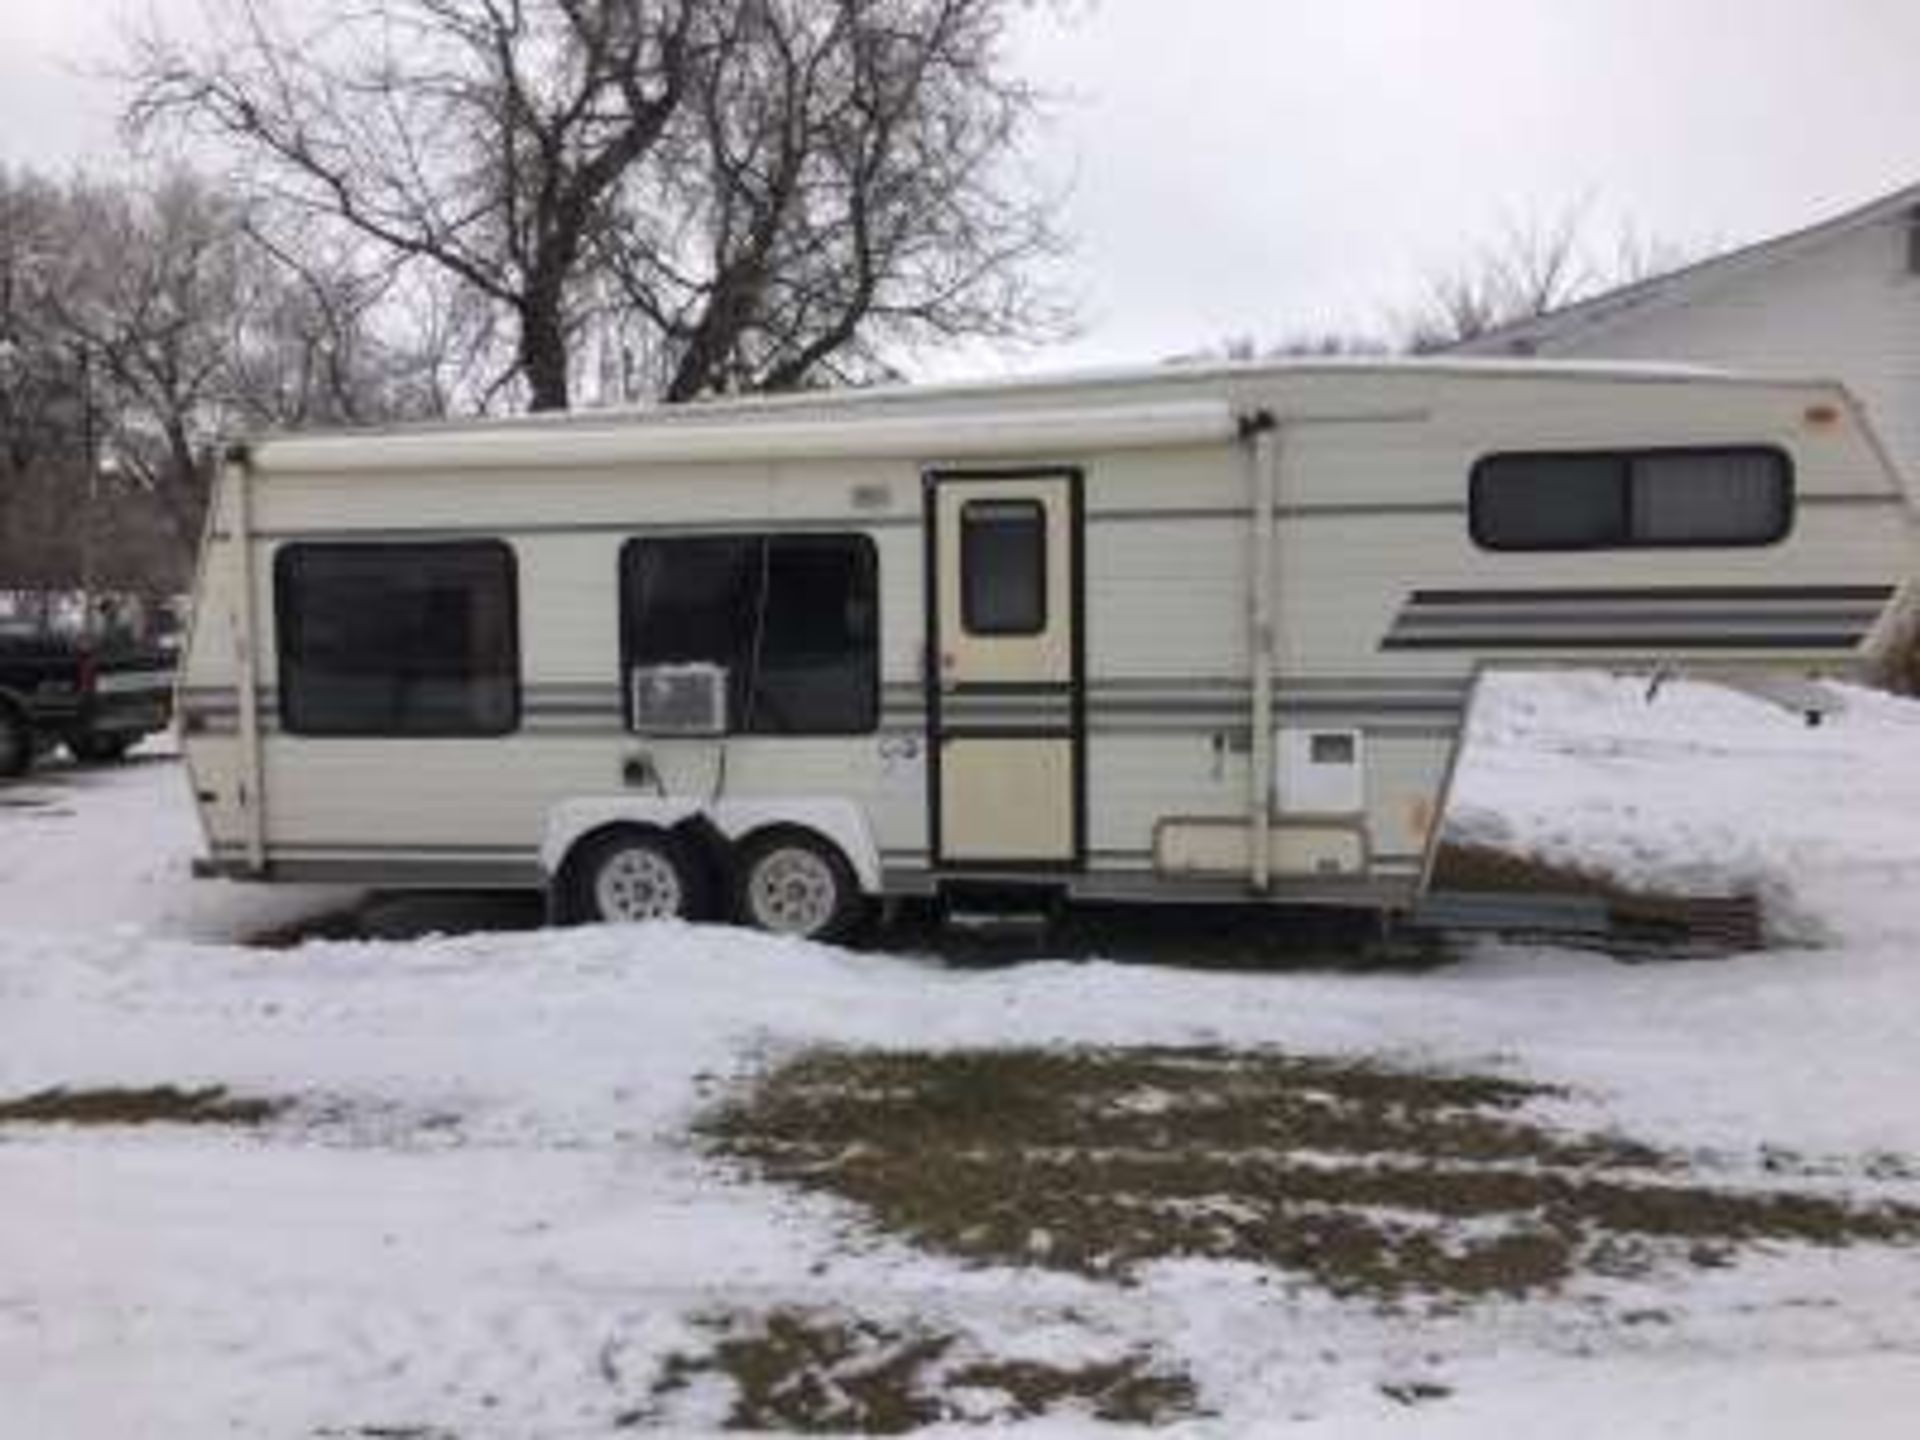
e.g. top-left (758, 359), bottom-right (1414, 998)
top-left (1629, 450), bottom-right (1791, 544)
top-left (1470, 454), bottom-right (1625, 550)
top-left (276, 542), bottom-right (519, 736)
top-left (961, 499), bottom-right (1047, 635)
top-left (1471, 447), bottom-right (1791, 550)
top-left (622, 534), bottom-right (878, 735)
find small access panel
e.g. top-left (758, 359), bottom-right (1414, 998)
top-left (926, 469), bottom-right (1085, 868)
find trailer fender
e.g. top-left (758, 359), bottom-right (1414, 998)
top-left (541, 797), bottom-right (884, 895)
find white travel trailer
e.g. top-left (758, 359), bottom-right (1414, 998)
top-left (179, 359), bottom-right (1917, 940)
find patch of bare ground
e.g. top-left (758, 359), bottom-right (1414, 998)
top-left (697, 1047), bottom-right (1920, 1302)
top-left (629, 1307), bottom-right (1201, 1432)
top-left (0, 1085), bottom-right (285, 1127)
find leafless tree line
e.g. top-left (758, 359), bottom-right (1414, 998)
top-left (1176, 202), bottom-right (1699, 365)
top-left (1398, 203), bottom-right (1695, 353)
top-left (0, 165), bottom-right (464, 594)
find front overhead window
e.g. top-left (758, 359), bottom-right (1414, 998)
top-left (1470, 446), bottom-right (1793, 551)
top-left (275, 541), bottom-right (520, 736)
top-left (621, 534), bottom-right (879, 734)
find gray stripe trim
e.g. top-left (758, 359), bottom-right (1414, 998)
top-left (196, 717), bottom-right (1460, 740)
top-left (1088, 721), bottom-right (1460, 739)
top-left (1396, 605), bottom-right (1885, 628)
top-left (214, 840), bottom-right (535, 856)
top-left (1383, 632), bottom-right (1866, 652)
top-left (251, 515), bottom-right (919, 542)
top-left (939, 703), bottom-right (1076, 718)
top-left (1083, 501), bottom-right (1470, 524)
top-left (196, 709), bottom-right (1466, 729)
top-left (1088, 677), bottom-right (1472, 696)
top-left (1411, 584), bottom-right (1894, 605)
top-left (190, 675), bottom-right (1468, 701)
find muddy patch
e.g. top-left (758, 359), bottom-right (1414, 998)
top-left (0, 1085), bottom-right (286, 1127)
top-left (630, 1307), bottom-right (1201, 1432)
top-left (698, 1047), bottom-right (1920, 1302)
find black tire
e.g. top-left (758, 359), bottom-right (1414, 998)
top-left (0, 704), bottom-right (30, 780)
top-left (561, 826), bottom-right (713, 926)
top-left (732, 827), bottom-right (867, 944)
top-left (67, 733), bottom-right (135, 765)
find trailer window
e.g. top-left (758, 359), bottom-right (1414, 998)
top-left (961, 499), bottom-right (1047, 635)
top-left (275, 542), bottom-right (519, 736)
top-left (622, 534), bottom-right (878, 735)
top-left (1470, 447), bottom-right (1791, 550)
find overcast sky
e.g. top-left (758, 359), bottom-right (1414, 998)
top-left (6, 0), bottom-right (1920, 375)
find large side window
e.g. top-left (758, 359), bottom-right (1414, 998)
top-left (275, 541), bottom-right (520, 736)
top-left (621, 534), bottom-right (879, 735)
top-left (1471, 447), bottom-right (1792, 551)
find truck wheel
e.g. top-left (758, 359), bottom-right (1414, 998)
top-left (68, 734), bottom-right (134, 765)
top-left (0, 705), bottom-right (28, 779)
top-left (564, 826), bottom-right (712, 925)
top-left (733, 828), bottom-right (867, 944)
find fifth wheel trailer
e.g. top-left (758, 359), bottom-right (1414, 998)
top-left (177, 359), bottom-right (1918, 940)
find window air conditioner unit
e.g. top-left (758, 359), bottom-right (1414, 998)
top-left (629, 663), bottom-right (728, 736)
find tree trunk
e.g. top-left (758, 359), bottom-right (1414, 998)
top-left (518, 297), bottom-right (571, 412)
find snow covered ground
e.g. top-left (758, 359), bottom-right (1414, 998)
top-left (4, 675), bottom-right (1920, 1436)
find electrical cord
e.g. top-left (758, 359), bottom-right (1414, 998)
top-left (710, 541), bottom-right (774, 805)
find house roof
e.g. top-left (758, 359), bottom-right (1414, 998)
top-left (1451, 180), bottom-right (1920, 357)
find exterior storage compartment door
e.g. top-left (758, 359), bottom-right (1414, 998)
top-left (926, 470), bottom-right (1084, 867)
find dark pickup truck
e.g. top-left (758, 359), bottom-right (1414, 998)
top-left (0, 628), bottom-right (177, 777)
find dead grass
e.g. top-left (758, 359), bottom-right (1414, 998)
top-left (632, 1307), bottom-right (1201, 1431)
top-left (1429, 842), bottom-right (1648, 902)
top-left (0, 1085), bottom-right (285, 1127)
top-left (698, 1047), bottom-right (1920, 1302)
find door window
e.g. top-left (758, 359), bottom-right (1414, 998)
top-left (960, 499), bottom-right (1047, 635)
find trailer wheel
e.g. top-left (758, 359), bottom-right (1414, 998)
top-left (733, 828), bottom-right (867, 944)
top-left (0, 703), bottom-right (30, 780)
top-left (564, 826), bottom-right (713, 926)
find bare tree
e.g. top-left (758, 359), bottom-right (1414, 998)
top-left (126, 0), bottom-right (1066, 411)
top-left (229, 225), bottom-right (481, 426)
top-left (1398, 202), bottom-right (1696, 354)
top-left (128, 0), bottom-right (700, 412)
top-left (600, 0), bottom-right (1067, 401)
top-left (44, 173), bottom-right (251, 555)
top-left (0, 169), bottom-right (90, 591)
top-left (4, 168), bottom-right (445, 584)
top-left (1162, 331), bottom-right (1389, 366)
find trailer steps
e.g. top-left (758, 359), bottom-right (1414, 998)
top-left (942, 906), bottom-right (1057, 940)
top-left (1414, 888), bottom-right (1763, 957)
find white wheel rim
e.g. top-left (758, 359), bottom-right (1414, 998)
top-left (592, 845), bottom-right (684, 922)
top-left (746, 847), bottom-right (839, 936)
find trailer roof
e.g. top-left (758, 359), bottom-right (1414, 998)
top-left (241, 354), bottom-right (1852, 476)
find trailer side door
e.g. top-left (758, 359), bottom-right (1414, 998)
top-left (925, 469), bottom-right (1085, 869)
